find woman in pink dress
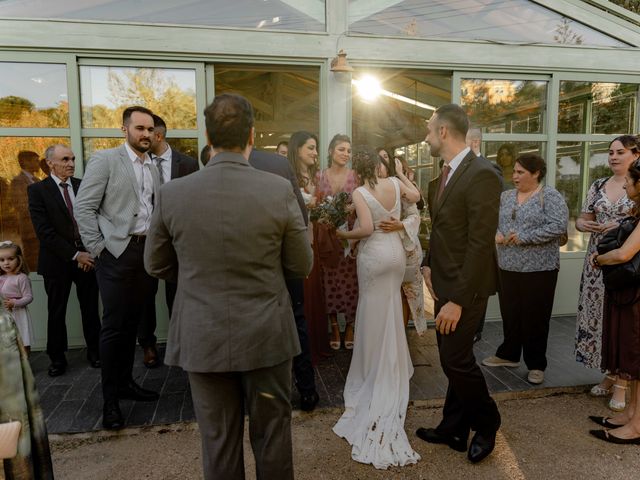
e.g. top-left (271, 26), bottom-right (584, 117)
top-left (316, 134), bottom-right (358, 350)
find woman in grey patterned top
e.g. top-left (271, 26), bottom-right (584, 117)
top-left (482, 153), bottom-right (569, 385)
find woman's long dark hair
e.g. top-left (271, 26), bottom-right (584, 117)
top-left (288, 131), bottom-right (318, 188)
top-left (352, 147), bottom-right (380, 189)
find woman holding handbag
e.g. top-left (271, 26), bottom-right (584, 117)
top-left (590, 152), bottom-right (640, 444)
top-left (576, 136), bottom-right (639, 412)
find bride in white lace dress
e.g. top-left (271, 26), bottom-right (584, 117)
top-left (333, 149), bottom-right (422, 469)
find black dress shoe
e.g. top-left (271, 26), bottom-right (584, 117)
top-left (300, 391), bottom-right (320, 412)
top-left (118, 381), bottom-right (159, 402)
top-left (589, 416), bottom-right (622, 429)
top-left (48, 360), bottom-right (67, 377)
top-left (590, 429), bottom-right (640, 444)
top-left (468, 430), bottom-right (497, 463)
top-left (416, 427), bottom-right (468, 452)
top-left (103, 401), bottom-right (124, 430)
top-left (87, 350), bottom-right (101, 368)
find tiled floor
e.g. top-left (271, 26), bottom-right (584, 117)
top-left (32, 316), bottom-right (601, 434)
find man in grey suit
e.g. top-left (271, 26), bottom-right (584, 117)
top-left (144, 94), bottom-right (312, 480)
top-left (75, 106), bottom-right (161, 430)
top-left (137, 113), bottom-right (199, 368)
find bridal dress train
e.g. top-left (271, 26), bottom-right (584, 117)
top-left (333, 177), bottom-right (420, 469)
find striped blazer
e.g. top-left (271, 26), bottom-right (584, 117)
top-left (75, 144), bottom-right (160, 258)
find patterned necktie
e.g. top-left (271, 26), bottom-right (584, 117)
top-left (60, 182), bottom-right (80, 240)
top-left (155, 156), bottom-right (166, 185)
top-left (436, 164), bottom-right (451, 203)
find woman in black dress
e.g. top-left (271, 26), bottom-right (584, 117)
top-left (590, 144), bottom-right (640, 445)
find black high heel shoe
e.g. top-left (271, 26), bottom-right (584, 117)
top-left (589, 429), bottom-right (640, 445)
top-left (588, 416), bottom-right (623, 429)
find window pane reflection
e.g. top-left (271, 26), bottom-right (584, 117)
top-left (0, 63), bottom-right (69, 128)
top-left (483, 141), bottom-right (546, 190)
top-left (559, 81), bottom-right (639, 134)
top-left (556, 141), bottom-right (613, 252)
top-left (80, 66), bottom-right (197, 129)
top-left (215, 65), bottom-right (320, 152)
top-left (0, 0), bottom-right (326, 31)
top-left (461, 79), bottom-right (547, 134)
top-left (348, 0), bottom-right (627, 47)
top-left (0, 136), bottom-right (69, 271)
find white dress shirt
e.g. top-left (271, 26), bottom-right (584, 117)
top-left (50, 173), bottom-right (80, 260)
top-left (444, 146), bottom-right (471, 186)
top-left (124, 142), bottom-right (154, 235)
top-left (153, 145), bottom-right (172, 185)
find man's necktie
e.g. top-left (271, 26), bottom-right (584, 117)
top-left (60, 182), bottom-right (80, 240)
top-left (436, 164), bottom-right (451, 203)
top-left (155, 156), bottom-right (166, 185)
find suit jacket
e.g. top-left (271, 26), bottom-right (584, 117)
top-left (144, 151), bottom-right (313, 373)
top-left (75, 144), bottom-right (160, 259)
top-left (170, 149), bottom-right (199, 180)
top-left (249, 149), bottom-right (307, 225)
top-left (28, 176), bottom-right (83, 276)
top-left (427, 150), bottom-right (501, 308)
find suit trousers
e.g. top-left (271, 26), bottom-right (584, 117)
top-left (435, 296), bottom-right (501, 437)
top-left (496, 269), bottom-right (558, 371)
top-left (188, 359), bottom-right (294, 480)
top-left (137, 279), bottom-right (179, 348)
top-left (286, 278), bottom-right (316, 395)
top-left (95, 240), bottom-right (157, 402)
top-left (43, 263), bottom-right (101, 361)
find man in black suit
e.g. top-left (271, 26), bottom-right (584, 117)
top-left (28, 144), bottom-right (102, 376)
top-left (138, 114), bottom-right (200, 368)
top-left (416, 104), bottom-right (502, 464)
top-left (249, 149), bottom-right (318, 411)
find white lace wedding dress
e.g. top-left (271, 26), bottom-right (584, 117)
top-left (333, 177), bottom-right (421, 469)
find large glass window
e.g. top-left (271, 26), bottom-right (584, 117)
top-left (348, 0), bottom-right (628, 47)
top-left (79, 65), bottom-right (199, 165)
top-left (80, 66), bottom-right (197, 129)
top-left (351, 68), bottom-right (451, 243)
top-left (556, 80), bottom-right (640, 251)
top-left (0, 0), bottom-right (326, 31)
top-left (559, 81), bottom-right (638, 135)
top-left (461, 79), bottom-right (547, 134)
top-left (0, 136), bottom-right (69, 271)
top-left (0, 62), bottom-right (68, 128)
top-left (214, 64), bottom-right (320, 151)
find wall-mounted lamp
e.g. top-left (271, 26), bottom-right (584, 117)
top-left (330, 49), bottom-right (354, 74)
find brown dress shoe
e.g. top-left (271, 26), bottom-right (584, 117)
top-left (143, 345), bottom-right (159, 368)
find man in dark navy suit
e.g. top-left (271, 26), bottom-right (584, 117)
top-left (28, 144), bottom-right (102, 376)
top-left (249, 148), bottom-right (318, 411)
top-left (138, 114), bottom-right (200, 368)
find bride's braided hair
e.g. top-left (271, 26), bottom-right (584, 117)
top-left (352, 146), bottom-right (379, 189)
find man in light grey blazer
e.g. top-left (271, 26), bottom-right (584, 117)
top-left (144, 94), bottom-right (312, 480)
top-left (75, 106), bottom-right (162, 431)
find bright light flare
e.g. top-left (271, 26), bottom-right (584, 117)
top-left (354, 75), bottom-right (382, 102)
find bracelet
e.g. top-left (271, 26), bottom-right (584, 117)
top-left (593, 256), bottom-right (600, 267)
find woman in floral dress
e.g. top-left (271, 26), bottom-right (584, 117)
top-left (575, 135), bottom-right (639, 411)
top-left (316, 134), bottom-right (358, 349)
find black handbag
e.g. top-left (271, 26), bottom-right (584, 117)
top-left (597, 216), bottom-right (640, 290)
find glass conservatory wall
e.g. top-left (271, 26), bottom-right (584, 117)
top-left (348, 0), bottom-right (629, 47)
top-left (0, 0), bottom-right (327, 31)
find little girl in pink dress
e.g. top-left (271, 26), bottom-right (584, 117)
top-left (0, 241), bottom-right (34, 353)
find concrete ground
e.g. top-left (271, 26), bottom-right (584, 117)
top-left (47, 391), bottom-right (640, 480)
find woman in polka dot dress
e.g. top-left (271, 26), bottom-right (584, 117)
top-left (316, 134), bottom-right (359, 349)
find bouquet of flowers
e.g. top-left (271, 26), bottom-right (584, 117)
top-left (309, 192), bottom-right (352, 267)
top-left (309, 191), bottom-right (351, 227)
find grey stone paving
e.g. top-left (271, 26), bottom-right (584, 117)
top-left (31, 316), bottom-right (601, 434)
